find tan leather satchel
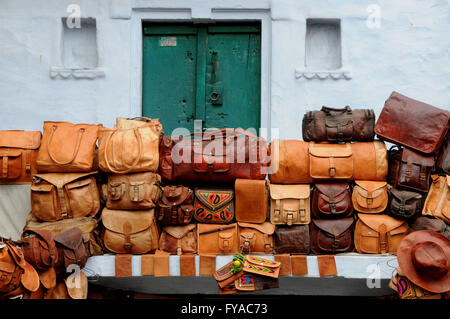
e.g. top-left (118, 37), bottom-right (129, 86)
top-left (37, 121), bottom-right (100, 173)
top-left (102, 172), bottom-right (161, 210)
top-left (101, 208), bottom-right (159, 254)
top-left (197, 223), bottom-right (238, 255)
top-left (354, 213), bottom-right (409, 254)
top-left (352, 181), bottom-right (389, 214)
top-left (98, 118), bottom-right (162, 174)
top-left (309, 142), bottom-right (353, 180)
top-left (351, 141), bottom-right (388, 181)
top-left (159, 224), bottom-right (197, 255)
top-left (422, 175), bottom-right (450, 223)
top-left (238, 222), bottom-right (275, 254)
top-left (235, 179), bottom-right (268, 223)
top-left (31, 172), bottom-right (101, 222)
top-left (269, 184), bottom-right (311, 225)
top-left (0, 130), bottom-right (41, 184)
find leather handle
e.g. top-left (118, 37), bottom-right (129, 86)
top-left (104, 127), bottom-right (143, 174)
top-left (321, 105), bottom-right (352, 115)
top-left (47, 126), bottom-right (84, 165)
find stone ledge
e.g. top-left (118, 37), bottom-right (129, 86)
top-left (49, 66), bottom-right (106, 79)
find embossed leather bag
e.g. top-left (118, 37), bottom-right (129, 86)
top-left (0, 130), bottom-right (41, 184)
top-left (354, 213), bottom-right (409, 254)
top-left (37, 121), bottom-right (101, 173)
top-left (101, 208), bottom-right (159, 254)
top-left (309, 218), bottom-right (355, 254)
top-left (436, 132), bottom-right (450, 174)
top-left (273, 225), bottom-right (310, 254)
top-left (388, 187), bottom-right (423, 220)
top-left (311, 183), bottom-right (353, 219)
top-left (31, 172), bottom-right (101, 222)
top-left (193, 187), bottom-right (234, 224)
top-left (235, 179), bottom-right (268, 223)
top-left (302, 106), bottom-right (375, 143)
top-left (157, 185), bottom-right (193, 225)
top-left (374, 91), bottom-right (450, 154)
top-left (53, 228), bottom-right (88, 277)
top-left (102, 172), bottom-right (161, 210)
top-left (422, 175), bottom-right (450, 224)
top-left (238, 222), bottom-right (275, 254)
top-left (159, 224), bottom-right (197, 255)
top-left (352, 181), bottom-right (389, 214)
top-left (269, 184), bottom-right (310, 225)
top-left (159, 128), bottom-right (268, 183)
top-left (20, 229), bottom-right (58, 270)
top-left (197, 223), bottom-right (238, 255)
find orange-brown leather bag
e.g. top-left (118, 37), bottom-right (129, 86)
top-left (101, 208), bottom-right (159, 254)
top-left (352, 181), bottom-right (389, 214)
top-left (235, 179), bottom-right (268, 223)
top-left (309, 142), bottom-right (354, 180)
top-left (37, 121), bottom-right (100, 173)
top-left (238, 222), bottom-right (275, 254)
top-left (0, 130), bottom-right (41, 184)
top-left (158, 224), bottom-right (197, 255)
top-left (30, 172), bottom-right (101, 222)
top-left (422, 175), bottom-right (450, 223)
top-left (269, 184), bottom-right (311, 225)
top-left (351, 141), bottom-right (388, 181)
top-left (354, 213), bottom-right (409, 254)
top-left (197, 223), bottom-right (238, 255)
top-left (20, 229), bottom-right (58, 270)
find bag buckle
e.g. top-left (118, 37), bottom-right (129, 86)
top-left (264, 243), bottom-right (272, 254)
top-left (379, 241), bottom-right (387, 252)
top-left (123, 242), bottom-right (133, 251)
top-left (221, 239), bottom-right (230, 251)
top-left (207, 162), bottom-right (214, 174)
top-left (286, 212), bottom-right (294, 226)
top-left (329, 201), bottom-right (336, 214)
top-left (176, 247), bottom-right (182, 255)
top-left (332, 238), bottom-right (340, 250)
top-left (329, 166), bottom-right (336, 177)
top-left (366, 198), bottom-right (373, 207)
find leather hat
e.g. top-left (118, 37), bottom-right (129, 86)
top-left (397, 230), bottom-right (450, 293)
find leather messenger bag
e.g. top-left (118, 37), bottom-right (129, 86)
top-left (238, 222), bottom-right (275, 254)
top-left (422, 175), bottom-right (450, 224)
top-left (269, 184), bottom-right (311, 226)
top-left (235, 179), bottom-right (268, 223)
top-left (0, 130), bottom-right (41, 184)
top-left (53, 228), bottom-right (88, 277)
top-left (157, 185), bottom-right (194, 225)
top-left (310, 218), bottom-right (355, 254)
top-left (20, 229), bottom-right (58, 271)
top-left (197, 223), bottom-right (238, 255)
top-left (311, 183), bottom-right (353, 219)
top-left (159, 224), bottom-right (197, 255)
top-left (387, 187), bottom-right (423, 220)
top-left (351, 181), bottom-right (389, 214)
top-left (302, 106), bottom-right (375, 143)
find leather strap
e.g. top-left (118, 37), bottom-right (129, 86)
top-left (2, 156), bottom-right (7, 178)
top-left (198, 225), bottom-right (235, 236)
top-left (274, 199), bottom-right (281, 222)
top-left (176, 239), bottom-right (182, 256)
top-left (122, 222), bottom-right (133, 253)
top-left (25, 149), bottom-right (31, 176)
top-left (378, 224), bottom-right (388, 253)
top-left (263, 233), bottom-right (272, 254)
top-left (329, 157), bottom-right (336, 177)
top-left (57, 187), bottom-right (68, 219)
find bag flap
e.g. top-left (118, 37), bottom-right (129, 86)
top-left (309, 142), bottom-right (353, 158)
top-left (0, 149), bottom-right (22, 157)
top-left (245, 255), bottom-right (280, 269)
top-left (66, 178), bottom-right (92, 190)
top-left (163, 224), bottom-right (196, 239)
top-left (401, 148), bottom-right (434, 167)
top-left (194, 188), bottom-right (234, 211)
top-left (269, 184), bottom-right (310, 200)
top-left (0, 260), bottom-right (15, 273)
top-left (219, 232), bottom-right (233, 239)
top-left (312, 218), bottom-right (354, 237)
top-left (101, 208), bottom-right (154, 234)
top-left (357, 213), bottom-right (406, 233)
top-left (238, 222), bottom-right (275, 235)
top-left (315, 183), bottom-right (349, 199)
top-left (33, 171), bottom-right (98, 188)
top-left (390, 188), bottom-right (422, 202)
top-left (161, 186), bottom-right (191, 206)
top-left (24, 217), bottom-right (97, 235)
top-left (0, 131), bottom-right (41, 150)
top-left (54, 228), bottom-right (83, 250)
top-left (22, 229), bottom-right (54, 247)
top-left (31, 184), bottom-right (54, 192)
top-left (355, 181), bottom-right (387, 193)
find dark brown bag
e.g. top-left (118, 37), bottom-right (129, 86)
top-left (410, 216), bottom-right (450, 239)
top-left (436, 132), bottom-right (450, 174)
top-left (157, 185), bottom-right (193, 225)
top-left (53, 228), bottom-right (88, 277)
top-left (387, 187), bottom-right (423, 220)
top-left (388, 146), bottom-right (434, 193)
top-left (302, 106), bottom-right (375, 143)
top-left (309, 217), bottom-right (355, 254)
top-left (273, 225), bottom-right (310, 254)
top-left (20, 229), bottom-right (58, 270)
top-left (311, 183), bottom-right (353, 219)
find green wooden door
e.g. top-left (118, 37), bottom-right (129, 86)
top-left (142, 23), bottom-right (261, 135)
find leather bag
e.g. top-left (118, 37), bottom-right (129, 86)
top-left (197, 223), bottom-right (238, 255)
top-left (309, 218), bottom-right (355, 254)
top-left (269, 184), bottom-right (310, 225)
top-left (235, 273), bottom-right (279, 292)
top-left (411, 216), bottom-right (450, 239)
top-left (53, 228), bottom-right (88, 277)
top-left (238, 222), bottom-right (275, 254)
top-left (101, 208), bottom-right (159, 254)
top-left (311, 183), bottom-right (353, 219)
top-left (302, 106), bottom-right (375, 143)
top-left (102, 172), bottom-right (161, 210)
top-left (388, 187), bottom-right (423, 220)
top-left (354, 213), bottom-right (409, 254)
top-left (37, 121), bottom-right (100, 173)
top-left (351, 181), bottom-right (389, 214)
top-left (20, 229), bottom-right (58, 270)
top-left (273, 225), bottom-right (310, 254)
top-left (193, 187), bottom-right (234, 224)
top-left (309, 142), bottom-right (353, 180)
top-left (0, 130), bottom-right (41, 184)
top-left (235, 179), bottom-right (268, 223)
top-left (157, 185), bottom-right (194, 225)
top-left (374, 91), bottom-right (449, 154)
top-left (351, 141), bottom-right (388, 181)
top-left (30, 172), bottom-right (101, 222)
top-left (436, 132), bottom-right (450, 174)
top-left (159, 128), bottom-right (268, 183)
top-left (422, 175), bottom-right (450, 224)
top-left (158, 224), bottom-right (197, 255)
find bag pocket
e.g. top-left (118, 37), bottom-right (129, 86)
top-left (239, 232), bottom-right (256, 253)
top-left (219, 232), bottom-right (234, 253)
top-left (66, 178), bottom-right (96, 218)
top-left (387, 226), bottom-right (408, 254)
top-left (108, 182), bottom-right (124, 201)
top-left (31, 184), bottom-right (58, 221)
top-left (0, 150), bottom-right (22, 180)
top-left (129, 181), bottom-right (145, 202)
top-left (358, 226), bottom-right (380, 254)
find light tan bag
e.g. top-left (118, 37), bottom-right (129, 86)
top-left (422, 175), bottom-right (450, 223)
top-left (352, 181), bottom-right (389, 214)
top-left (238, 222), bottom-right (275, 254)
top-left (269, 184), bottom-right (311, 225)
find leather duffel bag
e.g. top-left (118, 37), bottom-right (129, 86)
top-left (311, 182), bottom-right (353, 219)
top-left (20, 229), bottom-right (58, 271)
top-left (238, 222), bottom-right (275, 254)
top-left (197, 223), bottom-right (238, 255)
top-left (309, 217), bottom-right (355, 254)
top-left (422, 175), bottom-right (449, 224)
top-left (435, 132), bottom-right (449, 174)
top-left (0, 130), bottom-right (41, 184)
top-left (159, 224), bottom-right (197, 255)
top-left (374, 91), bottom-right (449, 155)
top-left (37, 121), bottom-right (100, 173)
top-left (302, 106), bottom-right (375, 143)
top-left (387, 187), bottom-right (423, 220)
top-left (101, 208), bottom-right (159, 254)
top-left (157, 185), bottom-right (194, 225)
top-left (30, 172), bottom-right (101, 222)
top-left (193, 187), bottom-right (234, 224)
top-left (54, 228), bottom-right (88, 277)
top-left (351, 181), bottom-right (389, 214)
top-left (269, 184), bottom-right (311, 225)
top-left (235, 179), bottom-right (268, 223)
top-left (354, 213), bottom-right (409, 254)
top-left (159, 128), bottom-right (268, 183)
top-left (351, 141), bottom-right (388, 181)
top-left (102, 172), bottom-right (161, 210)
top-left (273, 225), bottom-right (310, 254)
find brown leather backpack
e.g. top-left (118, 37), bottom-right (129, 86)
top-left (269, 184), bottom-right (311, 225)
top-left (302, 106), bottom-right (375, 143)
top-left (157, 185), bottom-right (194, 225)
top-left (159, 224), bottom-right (197, 255)
top-left (311, 183), bottom-right (353, 219)
top-left (422, 175), bottom-right (449, 224)
top-left (53, 228), bottom-right (88, 277)
top-left (238, 222), bottom-right (275, 254)
top-left (273, 225), bottom-right (310, 254)
top-left (309, 218), bottom-right (355, 254)
top-left (0, 130), bottom-right (41, 184)
top-left (20, 229), bottom-right (58, 270)
top-left (351, 181), bottom-right (389, 214)
top-left (235, 179), bottom-right (268, 223)
top-left (387, 187), bottom-right (423, 220)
